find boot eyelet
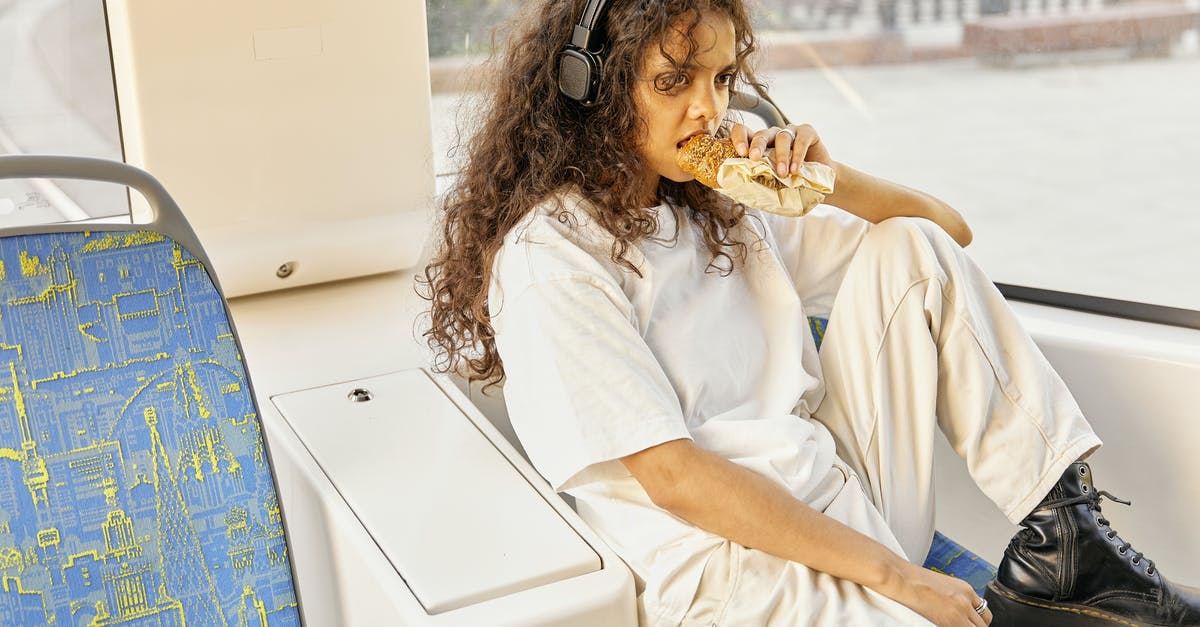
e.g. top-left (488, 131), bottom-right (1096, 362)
top-left (1082, 484), bottom-right (1090, 493)
top-left (1106, 531), bottom-right (1116, 540)
top-left (1119, 547), bottom-right (1128, 555)
top-left (1132, 557), bottom-right (1141, 565)
top-left (1079, 466), bottom-right (1087, 476)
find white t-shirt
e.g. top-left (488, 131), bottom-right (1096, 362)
top-left (490, 192), bottom-right (881, 624)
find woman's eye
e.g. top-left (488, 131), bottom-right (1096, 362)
top-left (716, 73), bottom-right (735, 87)
top-left (654, 72), bottom-right (690, 92)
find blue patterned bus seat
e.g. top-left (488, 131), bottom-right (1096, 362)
top-left (808, 316), bottom-right (997, 597)
top-left (0, 230), bottom-right (300, 625)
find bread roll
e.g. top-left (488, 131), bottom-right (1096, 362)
top-left (675, 134), bottom-right (739, 189)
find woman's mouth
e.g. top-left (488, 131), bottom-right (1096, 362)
top-left (677, 130), bottom-right (711, 150)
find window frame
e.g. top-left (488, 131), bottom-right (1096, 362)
top-left (997, 283), bottom-right (1200, 330)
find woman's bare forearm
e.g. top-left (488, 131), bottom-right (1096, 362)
top-left (623, 440), bottom-right (910, 595)
top-left (825, 162), bottom-right (973, 247)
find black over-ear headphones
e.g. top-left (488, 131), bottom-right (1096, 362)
top-left (558, 0), bottom-right (614, 106)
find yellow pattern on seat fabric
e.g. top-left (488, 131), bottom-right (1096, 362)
top-left (0, 229), bottom-right (299, 625)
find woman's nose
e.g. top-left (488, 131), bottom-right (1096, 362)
top-left (689, 83), bottom-right (721, 120)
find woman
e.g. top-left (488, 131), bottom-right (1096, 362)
top-left (419, 0), bottom-right (1199, 625)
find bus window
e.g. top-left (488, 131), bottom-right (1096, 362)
top-left (426, 0), bottom-right (1200, 312)
top-left (0, 0), bottom-right (126, 225)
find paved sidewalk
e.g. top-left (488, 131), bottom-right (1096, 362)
top-left (762, 51), bottom-right (1200, 310)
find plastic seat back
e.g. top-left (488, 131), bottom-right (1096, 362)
top-left (0, 156), bottom-right (301, 625)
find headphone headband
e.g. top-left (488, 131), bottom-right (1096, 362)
top-left (571, 0), bottom-right (612, 50)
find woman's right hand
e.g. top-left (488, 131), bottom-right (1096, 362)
top-left (729, 122), bottom-right (834, 178)
top-left (880, 562), bottom-right (993, 626)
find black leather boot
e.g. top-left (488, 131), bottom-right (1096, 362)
top-left (986, 462), bottom-right (1200, 626)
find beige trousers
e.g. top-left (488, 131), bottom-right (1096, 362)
top-left (679, 217), bottom-right (1104, 626)
top-left (812, 216), bottom-right (1103, 566)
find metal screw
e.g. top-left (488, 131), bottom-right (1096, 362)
top-left (347, 388), bottom-right (373, 403)
top-left (276, 262), bottom-right (295, 278)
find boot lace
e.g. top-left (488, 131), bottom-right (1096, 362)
top-left (1038, 489), bottom-right (1156, 576)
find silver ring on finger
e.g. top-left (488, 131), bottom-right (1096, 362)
top-left (973, 598), bottom-right (988, 616)
top-left (776, 127), bottom-right (797, 143)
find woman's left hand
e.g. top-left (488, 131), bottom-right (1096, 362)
top-left (731, 123), bottom-right (834, 178)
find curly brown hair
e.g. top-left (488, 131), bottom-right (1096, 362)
top-left (419, 0), bottom-right (762, 386)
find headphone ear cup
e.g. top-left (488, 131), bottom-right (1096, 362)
top-left (558, 47), bottom-right (602, 105)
